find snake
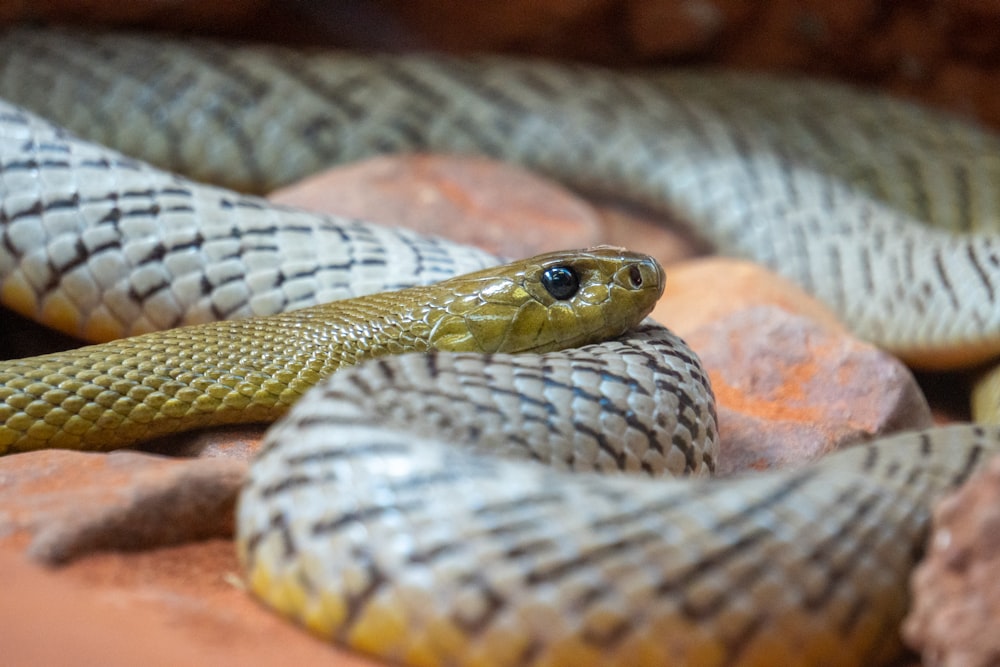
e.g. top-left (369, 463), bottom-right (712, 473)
top-left (0, 245), bottom-right (668, 454)
top-left (2, 25), bottom-right (1000, 667)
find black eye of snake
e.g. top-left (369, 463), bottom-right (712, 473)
top-left (541, 265), bottom-right (579, 300)
top-left (628, 265), bottom-right (643, 288)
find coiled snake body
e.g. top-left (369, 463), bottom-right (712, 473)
top-left (2, 27), bottom-right (1000, 667)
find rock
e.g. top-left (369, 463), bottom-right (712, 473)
top-left (595, 198), bottom-right (706, 266)
top-left (271, 152), bottom-right (702, 266)
top-left (270, 154), bottom-right (604, 259)
top-left (692, 306), bottom-right (933, 474)
top-left (904, 453), bottom-right (1000, 667)
top-left (657, 259), bottom-right (933, 474)
top-left (652, 257), bottom-right (848, 335)
top-left (0, 542), bottom-right (381, 667)
top-left (0, 450), bottom-right (246, 564)
top-left (137, 425), bottom-right (268, 460)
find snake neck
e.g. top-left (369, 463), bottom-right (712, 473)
top-left (0, 293), bottom-right (440, 455)
top-left (0, 291), bottom-right (446, 454)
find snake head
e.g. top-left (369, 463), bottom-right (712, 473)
top-left (427, 246), bottom-right (665, 353)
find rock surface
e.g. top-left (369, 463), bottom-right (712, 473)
top-left (692, 306), bottom-right (932, 474)
top-left (904, 453), bottom-right (1000, 667)
top-left (270, 154), bottom-right (605, 259)
top-left (0, 543), bottom-right (381, 667)
top-left (657, 260), bottom-right (934, 474)
top-left (0, 450), bottom-right (246, 564)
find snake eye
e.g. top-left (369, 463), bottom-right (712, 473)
top-left (628, 265), bottom-right (643, 288)
top-left (541, 265), bottom-right (579, 300)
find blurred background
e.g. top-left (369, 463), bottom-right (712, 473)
top-left (2, 0), bottom-right (998, 129)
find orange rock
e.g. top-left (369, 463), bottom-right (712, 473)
top-left (905, 453), bottom-right (1000, 667)
top-left (0, 542), bottom-right (381, 667)
top-left (0, 449), bottom-right (245, 564)
top-left (653, 257), bottom-right (847, 335)
top-left (656, 259), bottom-right (932, 474)
top-left (694, 306), bottom-right (932, 474)
top-left (270, 154), bottom-right (604, 259)
top-left (595, 199), bottom-right (705, 268)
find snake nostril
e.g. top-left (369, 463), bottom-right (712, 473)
top-left (628, 265), bottom-right (643, 289)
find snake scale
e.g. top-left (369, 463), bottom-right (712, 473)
top-left (3, 26), bottom-right (1000, 667)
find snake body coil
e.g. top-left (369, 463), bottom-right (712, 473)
top-left (2, 27), bottom-right (1000, 667)
top-left (242, 402), bottom-right (996, 666)
top-left (3, 28), bottom-right (1000, 368)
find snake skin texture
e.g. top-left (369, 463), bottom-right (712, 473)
top-left (0, 248), bottom-right (665, 454)
top-left (2, 28), bottom-right (1000, 368)
top-left (243, 396), bottom-right (998, 666)
top-left (0, 100), bottom-right (501, 341)
top-left (2, 26), bottom-right (1000, 667)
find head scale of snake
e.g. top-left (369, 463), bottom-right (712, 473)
top-left (0, 246), bottom-right (663, 454)
top-left (423, 245), bottom-right (665, 354)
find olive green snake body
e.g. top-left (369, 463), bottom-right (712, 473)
top-left (0, 247), bottom-right (667, 454)
top-left (3, 26), bottom-right (1000, 667)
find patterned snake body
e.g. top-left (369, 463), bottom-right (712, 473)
top-left (242, 411), bottom-right (995, 666)
top-left (3, 29), bottom-right (1000, 368)
top-left (0, 247), bottom-right (664, 453)
top-left (2, 27), bottom-right (1000, 667)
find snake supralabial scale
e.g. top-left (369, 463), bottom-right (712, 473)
top-left (0, 26), bottom-right (1000, 667)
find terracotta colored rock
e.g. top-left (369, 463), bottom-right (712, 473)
top-left (904, 453), bottom-right (1000, 667)
top-left (270, 154), bottom-right (604, 259)
top-left (0, 542), bottom-right (381, 667)
top-left (138, 425), bottom-right (268, 460)
top-left (595, 198), bottom-right (706, 267)
top-left (694, 306), bottom-right (932, 474)
top-left (652, 257), bottom-right (848, 335)
top-left (656, 259), bottom-right (932, 474)
top-left (0, 449), bottom-right (246, 564)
